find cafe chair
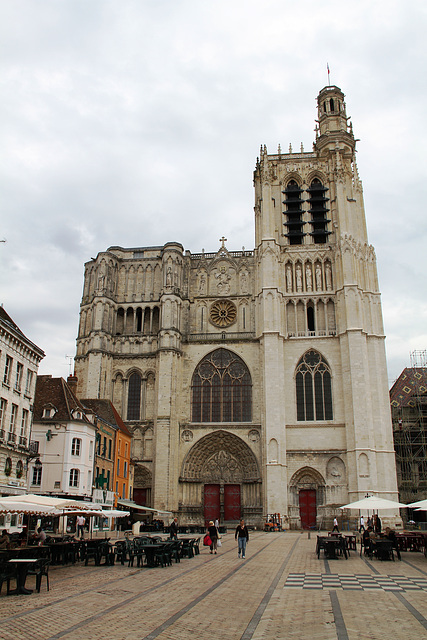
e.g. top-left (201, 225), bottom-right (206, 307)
top-left (193, 538), bottom-right (201, 555)
top-left (28, 559), bottom-right (50, 593)
top-left (0, 562), bottom-right (16, 595)
top-left (374, 541), bottom-right (394, 562)
top-left (154, 544), bottom-right (172, 568)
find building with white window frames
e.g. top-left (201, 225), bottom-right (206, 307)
top-left (31, 376), bottom-right (96, 500)
top-left (74, 85), bottom-right (399, 529)
top-left (0, 306), bottom-right (44, 500)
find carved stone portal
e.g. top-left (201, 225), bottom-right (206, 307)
top-left (181, 431), bottom-right (260, 483)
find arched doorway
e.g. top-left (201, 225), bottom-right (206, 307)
top-left (133, 465), bottom-right (152, 507)
top-left (180, 430), bottom-right (261, 526)
top-left (289, 467), bottom-right (326, 529)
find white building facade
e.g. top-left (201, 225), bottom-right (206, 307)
top-left (31, 376), bottom-right (96, 500)
top-left (0, 306), bottom-right (44, 500)
top-left (74, 85), bottom-right (399, 528)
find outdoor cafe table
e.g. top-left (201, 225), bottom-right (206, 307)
top-left (316, 536), bottom-right (347, 560)
top-left (138, 544), bottom-right (165, 567)
top-left (7, 558), bottom-right (38, 595)
top-left (47, 540), bottom-right (80, 565)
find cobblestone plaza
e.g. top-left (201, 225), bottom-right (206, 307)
top-left (1, 531), bottom-right (426, 639)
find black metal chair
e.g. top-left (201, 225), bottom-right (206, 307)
top-left (0, 561), bottom-right (16, 595)
top-left (27, 559), bottom-right (50, 592)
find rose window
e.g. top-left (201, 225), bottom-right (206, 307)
top-left (209, 300), bottom-right (237, 328)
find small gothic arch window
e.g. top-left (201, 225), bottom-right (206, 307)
top-left (307, 304), bottom-right (315, 332)
top-left (16, 459), bottom-right (24, 478)
top-left (136, 308), bottom-right (142, 332)
top-left (296, 350), bottom-right (333, 421)
top-left (152, 307), bottom-right (160, 333)
top-left (191, 348), bottom-right (252, 423)
top-left (127, 372), bottom-right (142, 421)
top-left (330, 98), bottom-right (334, 112)
top-left (116, 308), bottom-right (124, 335)
top-left (4, 457), bottom-right (12, 476)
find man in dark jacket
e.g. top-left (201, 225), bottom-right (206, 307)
top-left (169, 518), bottom-right (178, 539)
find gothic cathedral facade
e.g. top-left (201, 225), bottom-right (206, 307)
top-left (74, 86), bottom-right (398, 528)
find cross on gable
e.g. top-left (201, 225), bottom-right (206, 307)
top-left (219, 236), bottom-right (227, 249)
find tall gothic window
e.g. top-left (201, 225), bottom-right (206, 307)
top-left (191, 348), bottom-right (252, 422)
top-left (296, 350), bottom-right (333, 421)
top-left (127, 372), bottom-right (142, 421)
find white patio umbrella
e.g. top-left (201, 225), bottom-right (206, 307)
top-left (406, 499), bottom-right (427, 510)
top-left (0, 493), bottom-right (102, 511)
top-left (0, 499), bottom-right (57, 516)
top-left (339, 495), bottom-right (407, 511)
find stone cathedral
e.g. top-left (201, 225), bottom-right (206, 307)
top-left (75, 85), bottom-right (399, 528)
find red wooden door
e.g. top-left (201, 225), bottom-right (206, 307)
top-left (299, 489), bottom-right (316, 529)
top-left (133, 488), bottom-right (147, 506)
top-left (204, 484), bottom-right (220, 525)
top-left (224, 484), bottom-right (241, 521)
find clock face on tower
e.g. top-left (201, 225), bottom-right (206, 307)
top-left (209, 299), bottom-right (237, 328)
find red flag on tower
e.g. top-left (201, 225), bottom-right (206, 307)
top-left (327, 63), bottom-right (330, 85)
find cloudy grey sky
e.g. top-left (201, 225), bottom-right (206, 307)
top-left (1, 0), bottom-right (426, 385)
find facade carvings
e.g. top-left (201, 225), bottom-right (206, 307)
top-left (75, 85), bottom-right (399, 529)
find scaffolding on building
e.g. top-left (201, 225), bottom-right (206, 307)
top-left (391, 351), bottom-right (427, 505)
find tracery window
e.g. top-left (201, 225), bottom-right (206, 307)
top-left (296, 350), bottom-right (333, 421)
top-left (191, 348), bottom-right (252, 422)
top-left (127, 372), bottom-right (142, 421)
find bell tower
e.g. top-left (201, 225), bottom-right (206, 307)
top-left (254, 84), bottom-right (399, 526)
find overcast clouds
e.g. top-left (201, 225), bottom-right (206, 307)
top-left (1, 0), bottom-right (426, 385)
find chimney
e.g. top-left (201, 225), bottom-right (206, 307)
top-left (67, 374), bottom-right (78, 396)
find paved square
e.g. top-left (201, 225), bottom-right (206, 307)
top-left (1, 531), bottom-right (427, 640)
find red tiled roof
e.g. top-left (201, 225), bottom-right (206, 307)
top-left (81, 398), bottom-right (132, 437)
top-left (34, 375), bottom-right (92, 424)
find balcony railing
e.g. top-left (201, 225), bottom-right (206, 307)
top-left (0, 429), bottom-right (4, 441)
top-left (185, 331), bottom-right (256, 343)
top-left (19, 436), bottom-right (27, 447)
top-left (287, 329), bottom-right (336, 338)
top-left (7, 432), bottom-right (16, 444)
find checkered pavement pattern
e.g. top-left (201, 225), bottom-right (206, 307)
top-left (284, 573), bottom-right (427, 592)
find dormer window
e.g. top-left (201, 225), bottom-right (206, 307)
top-left (42, 405), bottom-right (57, 419)
top-left (72, 410), bottom-right (83, 420)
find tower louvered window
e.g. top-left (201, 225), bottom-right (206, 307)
top-left (283, 180), bottom-right (305, 245)
top-left (296, 350), bottom-right (333, 421)
top-left (191, 348), bottom-right (252, 422)
top-left (307, 178), bottom-right (331, 244)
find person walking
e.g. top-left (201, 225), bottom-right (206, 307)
top-left (207, 521), bottom-right (219, 554)
top-left (76, 514), bottom-right (86, 539)
top-left (235, 519), bottom-right (249, 558)
top-left (332, 517), bottom-right (340, 533)
top-left (169, 517), bottom-right (179, 539)
top-left (359, 515), bottom-right (365, 533)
